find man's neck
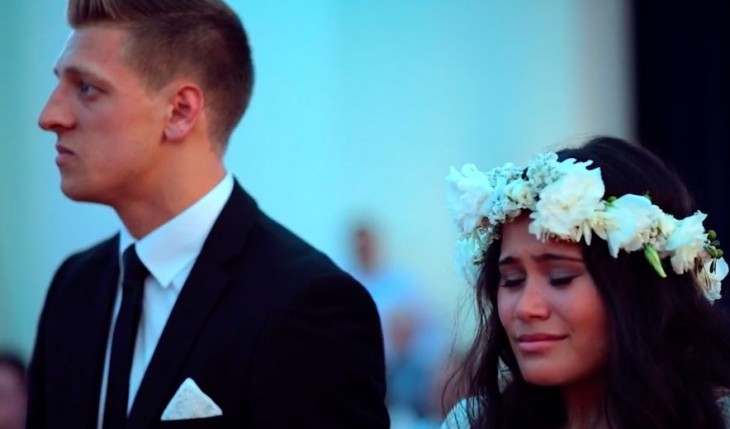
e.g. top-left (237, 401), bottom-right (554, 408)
top-left (117, 167), bottom-right (226, 239)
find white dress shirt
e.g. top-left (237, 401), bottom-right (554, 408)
top-left (96, 174), bottom-right (234, 429)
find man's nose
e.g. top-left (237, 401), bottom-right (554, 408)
top-left (38, 86), bottom-right (74, 132)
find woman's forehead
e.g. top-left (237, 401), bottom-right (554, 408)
top-left (500, 218), bottom-right (583, 260)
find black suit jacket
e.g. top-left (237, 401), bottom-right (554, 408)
top-left (27, 182), bottom-right (389, 428)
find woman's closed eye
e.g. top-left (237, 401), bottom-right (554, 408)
top-left (499, 275), bottom-right (578, 288)
top-left (547, 268), bottom-right (582, 287)
top-left (498, 268), bottom-right (581, 288)
top-left (549, 275), bottom-right (578, 287)
top-left (499, 274), bottom-right (525, 288)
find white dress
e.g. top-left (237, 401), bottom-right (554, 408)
top-left (442, 395), bottom-right (730, 428)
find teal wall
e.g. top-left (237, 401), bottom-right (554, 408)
top-left (0, 1), bottom-right (632, 357)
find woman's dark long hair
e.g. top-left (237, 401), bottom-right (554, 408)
top-left (455, 136), bottom-right (730, 428)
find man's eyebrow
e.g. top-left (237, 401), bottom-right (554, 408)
top-left (54, 65), bottom-right (112, 87)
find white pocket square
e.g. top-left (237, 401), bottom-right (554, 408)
top-left (161, 378), bottom-right (223, 421)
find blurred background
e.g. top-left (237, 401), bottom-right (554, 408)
top-left (0, 1), bottom-right (727, 427)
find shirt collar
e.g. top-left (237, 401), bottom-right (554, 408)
top-left (119, 174), bottom-right (234, 289)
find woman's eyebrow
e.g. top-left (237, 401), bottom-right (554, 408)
top-left (532, 253), bottom-right (584, 263)
top-left (498, 253), bottom-right (584, 266)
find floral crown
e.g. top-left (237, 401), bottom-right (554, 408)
top-left (446, 152), bottom-right (727, 302)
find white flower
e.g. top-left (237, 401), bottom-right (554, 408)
top-left (555, 158), bottom-right (594, 175)
top-left (587, 206), bottom-right (613, 242)
top-left (601, 195), bottom-right (662, 257)
top-left (504, 178), bottom-right (535, 209)
top-left (446, 165), bottom-right (492, 233)
top-left (455, 233), bottom-right (486, 286)
top-left (525, 152), bottom-right (561, 190)
top-left (484, 174), bottom-right (510, 224)
top-left (487, 163), bottom-right (523, 185)
top-left (664, 211), bottom-right (708, 274)
top-left (481, 163), bottom-right (524, 224)
top-left (697, 257), bottom-right (728, 302)
top-left (657, 212), bottom-right (678, 238)
top-left (529, 163), bottom-right (604, 243)
top-left (445, 154), bottom-right (723, 303)
top-left (650, 212), bottom-right (680, 252)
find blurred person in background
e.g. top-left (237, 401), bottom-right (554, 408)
top-left (348, 222), bottom-right (449, 428)
top-left (0, 352), bottom-right (26, 429)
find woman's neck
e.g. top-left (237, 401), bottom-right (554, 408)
top-left (561, 376), bottom-right (610, 429)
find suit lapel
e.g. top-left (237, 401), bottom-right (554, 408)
top-left (126, 182), bottom-right (259, 428)
top-left (64, 235), bottom-right (120, 427)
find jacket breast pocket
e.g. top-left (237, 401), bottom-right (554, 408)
top-left (157, 416), bottom-right (224, 428)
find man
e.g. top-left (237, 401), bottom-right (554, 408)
top-left (28, 0), bottom-right (388, 428)
top-left (0, 352), bottom-right (26, 429)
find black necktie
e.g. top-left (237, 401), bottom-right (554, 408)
top-left (103, 245), bottom-right (148, 429)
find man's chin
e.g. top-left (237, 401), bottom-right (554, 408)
top-left (60, 180), bottom-right (99, 203)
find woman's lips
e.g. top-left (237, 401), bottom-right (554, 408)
top-left (515, 333), bottom-right (568, 353)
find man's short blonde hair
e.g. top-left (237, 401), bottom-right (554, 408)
top-left (68, 0), bottom-right (254, 147)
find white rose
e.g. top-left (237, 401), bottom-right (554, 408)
top-left (529, 164), bottom-right (604, 243)
top-left (664, 211), bottom-right (708, 274)
top-left (601, 194), bottom-right (662, 257)
top-left (697, 257), bottom-right (728, 302)
top-left (446, 164), bottom-right (492, 233)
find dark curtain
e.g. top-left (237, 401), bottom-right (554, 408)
top-left (633, 1), bottom-right (730, 308)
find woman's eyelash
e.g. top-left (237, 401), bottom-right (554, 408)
top-left (549, 276), bottom-right (577, 286)
top-left (499, 275), bottom-right (578, 287)
top-left (500, 278), bottom-right (524, 288)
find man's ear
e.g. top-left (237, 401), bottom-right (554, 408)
top-left (164, 84), bottom-right (204, 141)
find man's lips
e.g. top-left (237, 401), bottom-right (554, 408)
top-left (55, 144), bottom-right (75, 166)
top-left (56, 144), bottom-right (74, 155)
top-left (515, 333), bottom-right (567, 353)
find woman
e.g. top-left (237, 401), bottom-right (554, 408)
top-left (442, 137), bottom-right (730, 428)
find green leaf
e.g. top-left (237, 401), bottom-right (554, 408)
top-left (644, 245), bottom-right (667, 278)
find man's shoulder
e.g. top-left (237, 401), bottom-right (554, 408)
top-left (237, 212), bottom-right (374, 304)
top-left (250, 213), bottom-right (344, 279)
top-left (213, 183), bottom-right (344, 280)
top-left (41, 234), bottom-right (119, 312)
top-left (53, 234), bottom-right (119, 282)
top-left (62, 234), bottom-right (119, 266)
